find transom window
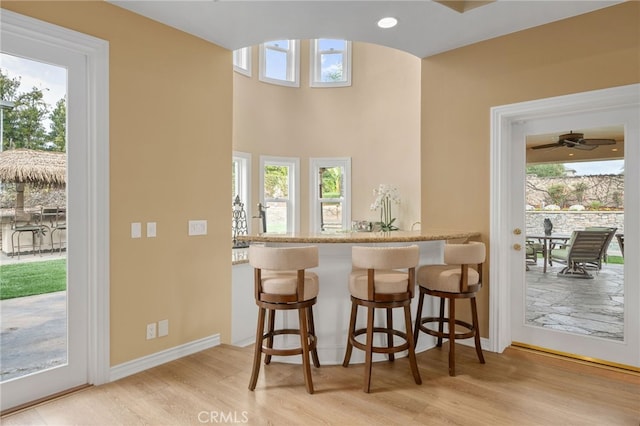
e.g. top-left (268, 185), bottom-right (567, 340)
top-left (259, 40), bottom-right (300, 87)
top-left (310, 158), bottom-right (351, 232)
top-left (310, 39), bottom-right (352, 88)
top-left (233, 47), bottom-right (251, 77)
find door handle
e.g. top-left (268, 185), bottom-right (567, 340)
top-left (513, 228), bottom-right (522, 235)
top-left (513, 243), bottom-right (522, 251)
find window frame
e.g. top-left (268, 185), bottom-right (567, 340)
top-left (233, 46), bottom-right (252, 77)
top-left (258, 40), bottom-right (300, 88)
top-left (260, 155), bottom-right (300, 234)
top-left (309, 157), bottom-right (351, 233)
top-left (232, 151), bottom-right (252, 233)
top-left (309, 39), bottom-right (352, 88)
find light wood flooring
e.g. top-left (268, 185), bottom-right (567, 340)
top-left (3, 344), bottom-right (639, 425)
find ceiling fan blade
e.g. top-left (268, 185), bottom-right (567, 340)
top-left (572, 143), bottom-right (598, 151)
top-left (531, 142), bottom-right (562, 150)
top-left (582, 138), bottom-right (616, 146)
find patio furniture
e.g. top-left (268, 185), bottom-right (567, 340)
top-left (527, 234), bottom-right (571, 273)
top-left (549, 230), bottom-right (614, 278)
top-left (616, 233), bottom-right (624, 257)
top-left (584, 226), bottom-right (617, 267)
top-left (525, 239), bottom-right (542, 270)
top-left (10, 207), bottom-right (50, 259)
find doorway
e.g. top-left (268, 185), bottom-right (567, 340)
top-left (0, 10), bottom-right (110, 412)
top-left (489, 84), bottom-right (640, 368)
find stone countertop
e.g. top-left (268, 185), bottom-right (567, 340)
top-left (236, 229), bottom-right (480, 244)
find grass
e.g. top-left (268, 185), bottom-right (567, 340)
top-left (0, 259), bottom-right (67, 300)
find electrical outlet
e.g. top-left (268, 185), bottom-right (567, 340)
top-left (158, 319), bottom-right (169, 337)
top-left (146, 323), bottom-right (156, 340)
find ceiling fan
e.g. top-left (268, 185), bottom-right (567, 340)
top-left (531, 131), bottom-right (616, 151)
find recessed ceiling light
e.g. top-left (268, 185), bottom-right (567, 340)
top-left (377, 17), bottom-right (398, 29)
top-left (612, 148), bottom-right (618, 152)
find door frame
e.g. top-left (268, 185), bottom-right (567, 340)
top-left (1, 10), bottom-right (110, 409)
top-left (489, 84), bottom-right (640, 361)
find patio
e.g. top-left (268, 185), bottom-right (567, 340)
top-left (525, 261), bottom-right (624, 341)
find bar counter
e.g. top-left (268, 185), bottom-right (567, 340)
top-left (232, 229), bottom-right (481, 365)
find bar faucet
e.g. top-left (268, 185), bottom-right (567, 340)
top-left (253, 203), bottom-right (268, 234)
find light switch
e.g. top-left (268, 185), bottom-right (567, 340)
top-left (131, 222), bottom-right (142, 238)
top-left (188, 220), bottom-right (207, 236)
top-left (147, 222), bottom-right (157, 238)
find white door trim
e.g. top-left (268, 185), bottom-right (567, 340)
top-left (489, 84), bottom-right (640, 356)
top-left (1, 10), bottom-right (110, 389)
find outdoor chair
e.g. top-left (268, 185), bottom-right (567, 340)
top-left (525, 240), bottom-right (542, 270)
top-left (549, 230), bottom-right (613, 278)
top-left (10, 207), bottom-right (50, 259)
top-left (584, 226), bottom-right (617, 268)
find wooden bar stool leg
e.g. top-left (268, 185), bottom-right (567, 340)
top-left (364, 306), bottom-right (375, 393)
top-left (413, 289), bottom-right (425, 346)
top-left (403, 304), bottom-right (422, 384)
top-left (298, 307), bottom-right (314, 394)
top-left (448, 298), bottom-right (456, 376)
top-left (386, 308), bottom-right (395, 362)
top-left (471, 297), bottom-right (485, 364)
top-left (437, 297), bottom-right (446, 347)
top-left (306, 306), bottom-right (321, 368)
top-left (342, 301), bottom-right (357, 367)
top-left (249, 306), bottom-right (266, 391)
top-left (264, 309), bottom-right (276, 365)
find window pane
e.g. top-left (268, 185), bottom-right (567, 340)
top-left (320, 201), bottom-right (342, 231)
top-left (320, 166), bottom-right (343, 198)
top-left (232, 160), bottom-right (239, 199)
top-left (265, 49), bottom-right (288, 81)
top-left (320, 53), bottom-right (344, 82)
top-left (265, 201), bottom-right (287, 233)
top-left (318, 39), bottom-right (345, 52)
top-left (264, 165), bottom-right (289, 198)
top-left (265, 40), bottom-right (289, 50)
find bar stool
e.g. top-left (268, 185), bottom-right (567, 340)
top-left (413, 241), bottom-right (486, 376)
top-left (342, 245), bottom-right (422, 393)
top-left (248, 245), bottom-right (321, 394)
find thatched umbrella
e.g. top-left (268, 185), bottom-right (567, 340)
top-left (0, 148), bottom-right (66, 211)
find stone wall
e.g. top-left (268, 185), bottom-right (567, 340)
top-left (526, 211), bottom-right (624, 254)
top-left (526, 174), bottom-right (624, 209)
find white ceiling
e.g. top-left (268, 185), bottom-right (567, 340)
top-left (107, 0), bottom-right (622, 58)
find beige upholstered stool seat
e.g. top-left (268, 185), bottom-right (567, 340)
top-left (417, 265), bottom-right (480, 293)
top-left (260, 271), bottom-right (319, 300)
top-left (343, 245), bottom-right (422, 393)
top-left (248, 245), bottom-right (321, 394)
top-left (414, 241), bottom-right (486, 376)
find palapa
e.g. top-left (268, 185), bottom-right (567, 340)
top-left (0, 149), bottom-right (66, 212)
top-left (0, 148), bottom-right (66, 186)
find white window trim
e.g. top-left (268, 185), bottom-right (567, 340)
top-left (233, 46), bottom-right (252, 77)
top-left (310, 39), bottom-right (352, 88)
top-left (258, 40), bottom-right (300, 88)
top-left (260, 155), bottom-right (300, 233)
top-left (309, 157), bottom-right (351, 232)
top-left (233, 151), bottom-right (252, 234)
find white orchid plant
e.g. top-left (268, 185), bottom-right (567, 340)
top-left (370, 184), bottom-right (400, 231)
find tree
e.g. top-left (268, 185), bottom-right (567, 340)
top-left (572, 181), bottom-right (589, 204)
top-left (547, 183), bottom-right (568, 208)
top-left (48, 97), bottom-right (66, 151)
top-left (526, 163), bottom-right (565, 177)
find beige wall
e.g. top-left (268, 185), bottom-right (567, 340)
top-left (421, 1), bottom-right (640, 336)
top-left (3, 1), bottom-right (637, 366)
top-left (233, 41), bottom-right (421, 232)
top-left (2, 1), bottom-right (233, 365)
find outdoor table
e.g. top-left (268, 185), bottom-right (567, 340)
top-left (527, 233), bottom-right (571, 273)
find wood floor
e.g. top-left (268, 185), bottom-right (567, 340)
top-left (3, 344), bottom-right (639, 425)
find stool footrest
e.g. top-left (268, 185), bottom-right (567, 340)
top-left (261, 329), bottom-right (318, 357)
top-left (417, 317), bottom-right (475, 340)
top-left (349, 327), bottom-right (409, 355)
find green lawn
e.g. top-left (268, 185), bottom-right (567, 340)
top-left (0, 259), bottom-right (67, 300)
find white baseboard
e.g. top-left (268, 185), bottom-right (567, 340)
top-left (109, 334), bottom-right (221, 382)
